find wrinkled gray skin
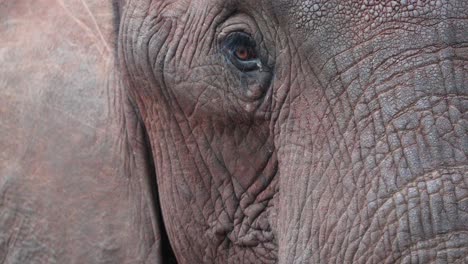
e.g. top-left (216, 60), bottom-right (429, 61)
top-left (1, 0), bottom-right (467, 263)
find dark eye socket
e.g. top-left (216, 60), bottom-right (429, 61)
top-left (222, 32), bottom-right (260, 72)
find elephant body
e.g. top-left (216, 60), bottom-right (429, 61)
top-left (1, 0), bottom-right (467, 263)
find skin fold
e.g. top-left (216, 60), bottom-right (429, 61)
top-left (1, 0), bottom-right (467, 263)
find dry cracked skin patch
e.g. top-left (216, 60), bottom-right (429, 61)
top-left (292, 0), bottom-right (455, 31)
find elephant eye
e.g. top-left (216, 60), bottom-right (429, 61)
top-left (222, 32), bottom-right (261, 72)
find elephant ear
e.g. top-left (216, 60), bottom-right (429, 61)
top-left (0, 1), bottom-right (175, 263)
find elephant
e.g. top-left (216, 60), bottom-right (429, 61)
top-left (1, 0), bottom-right (467, 263)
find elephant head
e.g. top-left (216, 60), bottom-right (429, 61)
top-left (1, 0), bottom-right (466, 263)
top-left (117, 0), bottom-right (468, 263)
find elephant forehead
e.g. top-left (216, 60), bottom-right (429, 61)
top-left (276, 0), bottom-right (449, 31)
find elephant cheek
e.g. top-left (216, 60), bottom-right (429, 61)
top-left (273, 80), bottom-right (468, 263)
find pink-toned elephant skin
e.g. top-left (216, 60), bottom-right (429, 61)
top-left (1, 0), bottom-right (467, 263)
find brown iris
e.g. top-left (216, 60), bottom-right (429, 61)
top-left (235, 46), bottom-right (257, 61)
